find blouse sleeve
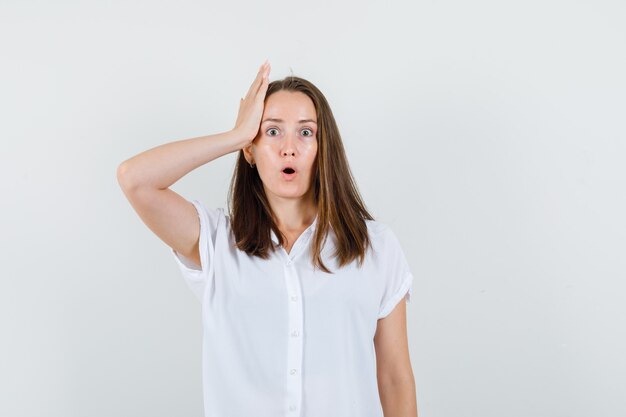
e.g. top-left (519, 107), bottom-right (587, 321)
top-left (377, 226), bottom-right (414, 319)
top-left (171, 199), bottom-right (223, 303)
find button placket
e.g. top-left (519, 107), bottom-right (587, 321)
top-left (284, 260), bottom-right (304, 415)
top-left (279, 223), bottom-right (316, 416)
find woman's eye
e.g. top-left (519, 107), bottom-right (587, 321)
top-left (267, 128), bottom-right (279, 136)
top-left (302, 128), bottom-right (314, 137)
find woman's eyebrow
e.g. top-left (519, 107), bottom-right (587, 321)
top-left (262, 118), bottom-right (317, 124)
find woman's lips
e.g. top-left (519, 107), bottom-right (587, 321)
top-left (281, 171), bottom-right (297, 181)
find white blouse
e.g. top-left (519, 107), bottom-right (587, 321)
top-left (171, 199), bottom-right (414, 417)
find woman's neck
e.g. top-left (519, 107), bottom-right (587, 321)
top-left (268, 193), bottom-right (317, 233)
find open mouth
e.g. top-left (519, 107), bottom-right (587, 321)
top-left (281, 167), bottom-right (297, 180)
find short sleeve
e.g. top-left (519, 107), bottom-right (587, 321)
top-left (377, 226), bottom-right (414, 319)
top-left (171, 199), bottom-right (223, 302)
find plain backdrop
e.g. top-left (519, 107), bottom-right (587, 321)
top-left (1, 1), bottom-right (625, 416)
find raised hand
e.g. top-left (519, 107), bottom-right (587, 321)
top-left (233, 60), bottom-right (271, 147)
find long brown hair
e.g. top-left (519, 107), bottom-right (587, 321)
top-left (227, 75), bottom-right (374, 274)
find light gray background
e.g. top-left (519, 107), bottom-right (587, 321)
top-left (1, 0), bottom-right (624, 416)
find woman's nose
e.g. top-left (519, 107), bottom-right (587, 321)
top-left (281, 133), bottom-right (296, 156)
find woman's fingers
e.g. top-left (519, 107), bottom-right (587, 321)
top-left (245, 61), bottom-right (269, 100)
top-left (233, 61), bottom-right (271, 143)
top-left (243, 64), bottom-right (263, 99)
top-left (258, 65), bottom-right (270, 98)
top-left (254, 61), bottom-right (270, 97)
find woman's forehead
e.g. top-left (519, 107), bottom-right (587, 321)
top-left (265, 91), bottom-right (316, 119)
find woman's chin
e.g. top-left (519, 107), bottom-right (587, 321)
top-left (267, 186), bottom-right (309, 199)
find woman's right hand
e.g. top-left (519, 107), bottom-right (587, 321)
top-left (233, 60), bottom-right (271, 147)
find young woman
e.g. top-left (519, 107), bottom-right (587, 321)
top-left (117, 60), bottom-right (418, 417)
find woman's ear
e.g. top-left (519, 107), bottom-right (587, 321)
top-left (242, 143), bottom-right (254, 165)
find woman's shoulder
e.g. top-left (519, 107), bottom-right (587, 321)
top-left (364, 218), bottom-right (395, 241)
top-left (363, 218), bottom-right (409, 253)
top-left (362, 219), bottom-right (409, 263)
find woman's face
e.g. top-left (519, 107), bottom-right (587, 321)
top-left (246, 90), bottom-right (318, 202)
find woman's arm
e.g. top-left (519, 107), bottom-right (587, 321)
top-left (117, 129), bottom-right (246, 191)
top-left (116, 130), bottom-right (248, 267)
top-left (375, 299), bottom-right (418, 416)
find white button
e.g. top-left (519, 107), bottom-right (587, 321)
top-left (291, 295), bottom-right (298, 301)
top-left (291, 330), bottom-right (300, 337)
top-left (289, 405), bottom-right (297, 411)
top-left (290, 368), bottom-right (297, 375)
